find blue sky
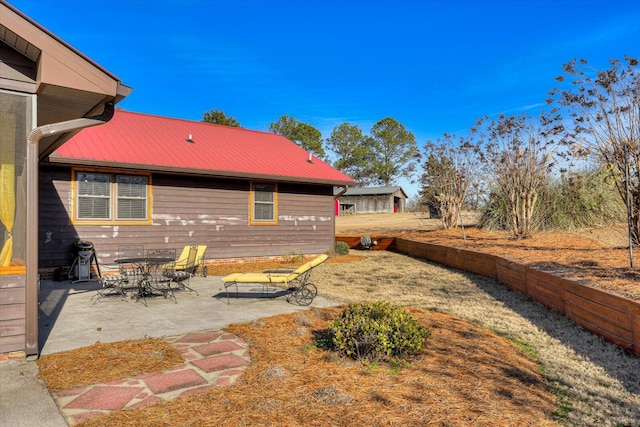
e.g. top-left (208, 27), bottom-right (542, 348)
top-left (10, 0), bottom-right (640, 197)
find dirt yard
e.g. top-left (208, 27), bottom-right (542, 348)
top-left (336, 212), bottom-right (640, 300)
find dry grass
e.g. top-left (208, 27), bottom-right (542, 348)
top-left (336, 212), bottom-right (640, 300)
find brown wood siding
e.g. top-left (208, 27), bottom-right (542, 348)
top-left (39, 166), bottom-right (335, 270)
top-left (0, 274), bottom-right (26, 354)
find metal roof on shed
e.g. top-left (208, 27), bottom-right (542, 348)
top-left (50, 110), bottom-right (354, 186)
top-left (336, 186), bottom-right (407, 197)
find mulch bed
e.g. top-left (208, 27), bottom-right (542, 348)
top-left (396, 227), bottom-right (640, 301)
top-left (206, 253), bottom-right (366, 277)
top-left (37, 339), bottom-right (184, 391)
top-left (62, 307), bottom-right (557, 426)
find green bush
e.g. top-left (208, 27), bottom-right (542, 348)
top-left (334, 241), bottom-right (350, 256)
top-left (478, 167), bottom-right (625, 233)
top-left (544, 168), bottom-right (625, 230)
top-left (328, 301), bottom-right (430, 363)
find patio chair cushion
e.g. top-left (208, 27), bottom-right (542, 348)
top-left (221, 254), bottom-right (328, 285)
top-left (101, 274), bottom-right (127, 283)
top-left (222, 272), bottom-right (298, 284)
top-left (173, 245), bottom-right (207, 271)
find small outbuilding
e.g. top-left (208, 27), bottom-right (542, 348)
top-left (336, 186), bottom-right (407, 215)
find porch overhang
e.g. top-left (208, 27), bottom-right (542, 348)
top-left (1, 0), bottom-right (132, 158)
top-left (1, 0), bottom-right (130, 359)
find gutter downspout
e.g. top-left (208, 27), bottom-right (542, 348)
top-left (25, 103), bottom-right (115, 360)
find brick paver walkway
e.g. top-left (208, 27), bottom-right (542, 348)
top-left (51, 330), bottom-right (250, 425)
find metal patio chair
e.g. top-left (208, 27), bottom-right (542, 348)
top-left (166, 245), bottom-right (200, 295)
top-left (141, 248), bottom-right (177, 305)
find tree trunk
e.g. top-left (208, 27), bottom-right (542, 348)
top-left (631, 188), bottom-right (640, 246)
top-left (440, 199), bottom-right (459, 229)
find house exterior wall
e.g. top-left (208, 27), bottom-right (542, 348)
top-left (0, 274), bottom-right (26, 354)
top-left (38, 166), bottom-right (336, 274)
top-left (2, 2), bottom-right (130, 358)
top-left (0, 90), bottom-right (33, 355)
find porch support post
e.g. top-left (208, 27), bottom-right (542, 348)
top-left (24, 104), bottom-right (114, 359)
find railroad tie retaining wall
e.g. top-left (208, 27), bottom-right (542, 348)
top-left (334, 235), bottom-right (396, 251)
top-left (337, 235), bottom-right (640, 356)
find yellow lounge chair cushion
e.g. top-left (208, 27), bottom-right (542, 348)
top-left (173, 245), bottom-right (207, 270)
top-left (221, 272), bottom-right (298, 284)
top-left (222, 254), bottom-right (328, 284)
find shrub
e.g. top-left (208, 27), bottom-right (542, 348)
top-left (334, 241), bottom-right (350, 256)
top-left (282, 250), bottom-right (304, 263)
top-left (478, 167), bottom-right (626, 233)
top-left (544, 168), bottom-right (625, 230)
top-left (328, 301), bottom-right (430, 363)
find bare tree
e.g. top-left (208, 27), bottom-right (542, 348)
top-left (421, 131), bottom-right (481, 229)
top-left (551, 56), bottom-right (640, 243)
top-left (481, 113), bottom-right (559, 239)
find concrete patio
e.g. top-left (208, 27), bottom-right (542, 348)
top-left (39, 274), bottom-right (342, 355)
top-left (1, 274), bottom-right (342, 427)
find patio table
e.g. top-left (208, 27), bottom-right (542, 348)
top-left (114, 257), bottom-right (175, 304)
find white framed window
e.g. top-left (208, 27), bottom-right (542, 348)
top-left (73, 169), bottom-right (150, 224)
top-left (250, 182), bottom-right (277, 225)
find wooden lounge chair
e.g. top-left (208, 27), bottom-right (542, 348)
top-left (221, 254), bottom-right (328, 305)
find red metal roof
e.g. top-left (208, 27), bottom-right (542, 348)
top-left (51, 110), bottom-right (354, 186)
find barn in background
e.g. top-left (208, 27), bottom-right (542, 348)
top-left (336, 186), bottom-right (407, 215)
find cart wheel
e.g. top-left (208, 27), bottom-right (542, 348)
top-left (295, 283), bottom-right (317, 306)
top-left (202, 265), bottom-right (208, 277)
